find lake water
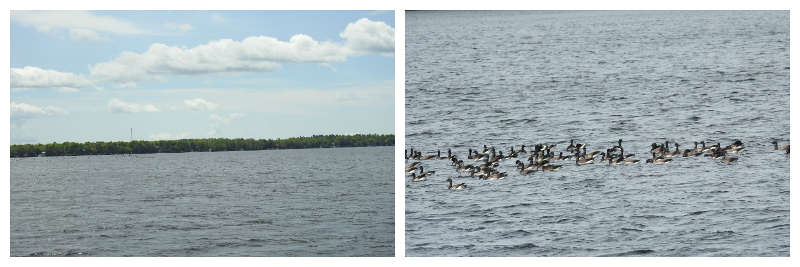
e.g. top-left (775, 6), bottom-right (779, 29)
top-left (11, 146), bottom-right (394, 256)
top-left (405, 11), bottom-right (789, 256)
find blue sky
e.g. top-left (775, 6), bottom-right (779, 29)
top-left (10, 10), bottom-right (394, 144)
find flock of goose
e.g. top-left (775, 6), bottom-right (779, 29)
top-left (406, 139), bottom-right (790, 190)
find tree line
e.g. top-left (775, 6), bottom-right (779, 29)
top-left (10, 134), bottom-right (394, 158)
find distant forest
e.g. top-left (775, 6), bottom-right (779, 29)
top-left (10, 134), bottom-right (394, 158)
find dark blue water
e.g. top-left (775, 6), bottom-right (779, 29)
top-left (11, 147), bottom-right (394, 256)
top-left (405, 11), bottom-right (789, 256)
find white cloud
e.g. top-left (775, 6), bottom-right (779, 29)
top-left (340, 18), bottom-right (395, 55)
top-left (88, 18), bottom-right (394, 87)
top-left (11, 10), bottom-right (147, 36)
top-left (149, 132), bottom-right (190, 141)
top-left (11, 102), bottom-right (68, 123)
top-left (165, 23), bottom-right (193, 32)
top-left (11, 66), bottom-right (94, 92)
top-left (69, 28), bottom-right (103, 41)
top-left (108, 98), bottom-right (159, 113)
top-left (184, 98), bottom-right (219, 111)
top-left (208, 113), bottom-right (245, 137)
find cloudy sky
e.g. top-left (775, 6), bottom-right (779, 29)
top-left (10, 10), bottom-right (395, 144)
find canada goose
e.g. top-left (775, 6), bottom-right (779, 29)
top-left (663, 143), bottom-right (681, 158)
top-left (729, 140), bottom-right (744, 150)
top-left (702, 142), bottom-right (720, 153)
top-left (576, 154), bottom-right (595, 165)
top-left (723, 145), bottom-right (743, 154)
top-left (456, 163), bottom-right (475, 174)
top-left (786, 146), bottom-right (790, 158)
top-left (772, 140), bottom-right (789, 151)
top-left (619, 148), bottom-right (635, 159)
top-left (469, 168), bottom-right (488, 179)
top-left (418, 166), bottom-right (435, 177)
top-left (421, 154), bottom-right (435, 160)
top-left (447, 178), bottom-right (466, 190)
top-left (614, 138), bottom-right (623, 150)
top-left (519, 168), bottom-right (536, 175)
top-left (482, 171), bottom-right (507, 180)
top-left (515, 160), bottom-right (535, 170)
top-left (406, 162), bottom-right (421, 170)
top-left (410, 173), bottom-right (430, 181)
top-left (651, 142), bottom-right (666, 154)
top-left (708, 148), bottom-right (726, 159)
top-left (566, 139), bottom-right (576, 152)
top-left (583, 147), bottom-right (602, 159)
top-left (552, 152), bottom-right (567, 161)
top-left (620, 154), bottom-right (640, 164)
top-left (538, 164), bottom-right (562, 171)
top-left (684, 149), bottom-right (703, 157)
top-left (608, 155), bottom-right (621, 165)
top-left (646, 152), bottom-right (672, 163)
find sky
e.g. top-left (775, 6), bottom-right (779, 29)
top-left (9, 10), bottom-right (395, 144)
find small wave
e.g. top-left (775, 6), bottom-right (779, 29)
top-left (500, 229), bottom-right (534, 238)
top-left (505, 242), bottom-right (539, 250)
top-left (687, 210), bottom-right (709, 216)
top-left (246, 219), bottom-right (274, 225)
top-left (599, 249), bottom-right (655, 256)
top-left (765, 223), bottom-right (789, 230)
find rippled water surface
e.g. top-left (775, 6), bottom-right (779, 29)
top-left (11, 147), bottom-right (394, 256)
top-left (405, 11), bottom-right (789, 256)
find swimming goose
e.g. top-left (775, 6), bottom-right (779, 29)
top-left (582, 147), bottom-right (602, 159)
top-left (702, 142), bottom-right (720, 153)
top-left (537, 164), bottom-right (563, 171)
top-left (663, 143), bottom-right (681, 158)
top-left (482, 170), bottom-right (507, 180)
top-left (786, 146), bottom-right (790, 158)
top-left (518, 144), bottom-right (528, 155)
top-left (515, 160), bottom-right (535, 170)
top-left (418, 166), bottom-right (435, 177)
top-left (566, 139), bottom-right (577, 152)
top-left (618, 148), bottom-right (635, 159)
top-left (410, 173), bottom-right (430, 182)
top-left (720, 156), bottom-right (738, 163)
top-left (446, 178), bottom-right (466, 190)
top-left (772, 140), bottom-right (789, 151)
top-left (620, 154), bottom-right (640, 164)
top-left (575, 153), bottom-right (595, 165)
top-left (729, 140), bottom-right (744, 150)
top-left (651, 143), bottom-right (666, 154)
top-left (723, 145), bottom-right (743, 154)
top-left (420, 154), bottom-right (436, 160)
top-left (613, 138), bottom-right (624, 150)
top-left (406, 162), bottom-right (421, 170)
top-left (646, 152), bottom-right (672, 163)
